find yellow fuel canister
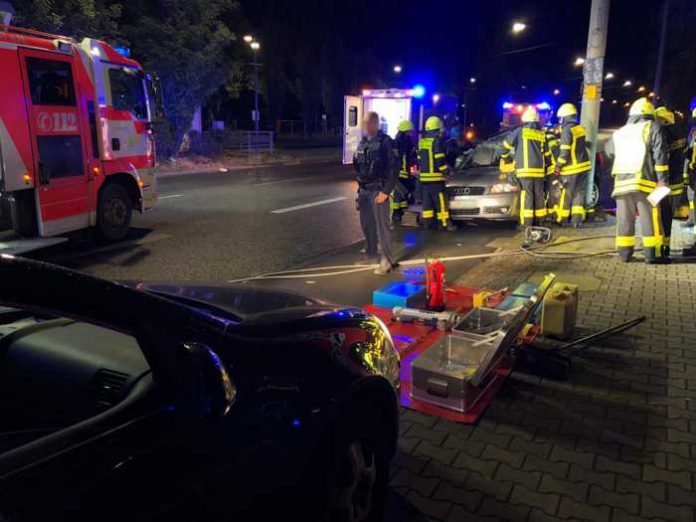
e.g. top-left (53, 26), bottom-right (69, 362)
top-left (541, 282), bottom-right (579, 339)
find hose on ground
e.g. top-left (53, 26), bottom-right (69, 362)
top-left (227, 233), bottom-right (618, 283)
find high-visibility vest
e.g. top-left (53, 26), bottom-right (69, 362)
top-left (611, 122), bottom-right (659, 197)
top-left (418, 136), bottom-right (447, 182)
top-left (557, 123), bottom-right (591, 175)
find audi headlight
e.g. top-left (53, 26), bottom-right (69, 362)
top-left (349, 316), bottom-right (401, 391)
top-left (490, 182), bottom-right (520, 194)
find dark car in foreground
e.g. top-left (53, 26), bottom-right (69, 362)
top-left (0, 256), bottom-right (400, 521)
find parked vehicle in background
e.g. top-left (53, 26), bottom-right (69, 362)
top-left (0, 19), bottom-right (163, 251)
top-left (0, 256), bottom-right (400, 522)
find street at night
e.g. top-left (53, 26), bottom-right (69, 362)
top-left (2, 0), bottom-right (696, 521)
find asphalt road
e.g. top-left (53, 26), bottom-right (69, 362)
top-left (31, 162), bottom-right (518, 301)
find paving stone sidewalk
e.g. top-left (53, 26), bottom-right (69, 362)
top-left (390, 220), bottom-right (696, 522)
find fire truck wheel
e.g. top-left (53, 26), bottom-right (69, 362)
top-left (97, 183), bottom-right (132, 241)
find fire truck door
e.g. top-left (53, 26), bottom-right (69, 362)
top-left (19, 49), bottom-right (90, 236)
top-left (343, 95), bottom-right (363, 165)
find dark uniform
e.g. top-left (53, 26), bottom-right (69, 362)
top-left (545, 127), bottom-right (561, 221)
top-left (353, 131), bottom-right (398, 265)
top-left (607, 114), bottom-right (668, 263)
top-left (556, 120), bottom-right (592, 226)
top-left (659, 123), bottom-right (687, 257)
top-left (418, 132), bottom-right (453, 229)
top-left (501, 123), bottom-right (552, 226)
top-left (391, 131), bottom-right (417, 223)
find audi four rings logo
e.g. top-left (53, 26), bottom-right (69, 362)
top-left (37, 112), bottom-right (78, 133)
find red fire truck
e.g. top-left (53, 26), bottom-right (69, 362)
top-left (0, 18), bottom-right (162, 252)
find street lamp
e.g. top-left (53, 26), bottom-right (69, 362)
top-left (623, 80), bottom-right (632, 87)
top-left (249, 40), bottom-right (261, 132)
top-left (553, 89), bottom-right (561, 96)
top-left (605, 72), bottom-right (615, 80)
top-left (469, 77), bottom-right (476, 84)
top-left (393, 64), bottom-right (402, 74)
top-left (432, 93), bottom-right (440, 105)
top-left (574, 57), bottom-right (585, 67)
top-left (512, 22), bottom-right (527, 34)
top-left (637, 85), bottom-right (646, 93)
top-left (612, 99), bottom-right (618, 104)
top-left (243, 34), bottom-right (253, 43)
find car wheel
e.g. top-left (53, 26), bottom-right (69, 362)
top-left (318, 392), bottom-right (394, 522)
top-left (588, 182), bottom-right (600, 208)
top-left (97, 183), bottom-right (132, 241)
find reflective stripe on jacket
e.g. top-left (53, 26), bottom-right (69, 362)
top-left (500, 125), bottom-right (551, 178)
top-left (663, 125), bottom-right (686, 196)
top-left (610, 120), bottom-right (668, 197)
top-left (557, 123), bottom-right (591, 175)
top-left (418, 134), bottom-right (448, 182)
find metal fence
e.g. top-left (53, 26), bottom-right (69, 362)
top-left (226, 131), bottom-right (274, 154)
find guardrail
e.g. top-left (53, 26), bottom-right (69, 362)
top-left (226, 131), bottom-right (274, 154)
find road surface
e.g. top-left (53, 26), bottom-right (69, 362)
top-left (31, 162), bottom-right (518, 303)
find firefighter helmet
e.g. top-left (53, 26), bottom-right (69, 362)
top-left (629, 97), bottom-right (655, 117)
top-left (557, 103), bottom-right (578, 119)
top-left (521, 106), bottom-right (539, 123)
top-left (398, 120), bottom-right (415, 132)
top-left (425, 116), bottom-right (444, 132)
top-left (655, 106), bottom-right (675, 126)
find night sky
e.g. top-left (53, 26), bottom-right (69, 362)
top-left (243, 0), bottom-right (686, 128)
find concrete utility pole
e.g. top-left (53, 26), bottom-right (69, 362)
top-left (654, 0), bottom-right (670, 99)
top-left (580, 0), bottom-right (610, 208)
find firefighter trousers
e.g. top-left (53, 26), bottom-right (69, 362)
top-left (616, 192), bottom-right (663, 263)
top-left (518, 178), bottom-right (547, 226)
top-left (421, 181), bottom-right (451, 229)
top-left (390, 177), bottom-right (414, 222)
top-left (557, 171), bottom-right (589, 226)
top-left (659, 195), bottom-right (680, 257)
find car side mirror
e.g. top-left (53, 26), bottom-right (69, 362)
top-left (181, 342), bottom-right (236, 419)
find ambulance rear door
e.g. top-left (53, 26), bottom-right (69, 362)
top-left (343, 95), bottom-right (362, 164)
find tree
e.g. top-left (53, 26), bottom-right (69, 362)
top-left (14, 0), bottom-right (122, 41)
top-left (120, 0), bottom-right (244, 154)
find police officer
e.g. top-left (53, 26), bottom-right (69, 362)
top-left (655, 106), bottom-right (687, 260)
top-left (418, 116), bottom-right (457, 231)
top-left (353, 111), bottom-right (399, 275)
top-left (391, 120), bottom-right (418, 224)
top-left (554, 103), bottom-right (592, 227)
top-left (606, 98), bottom-right (669, 264)
top-left (500, 106), bottom-right (552, 228)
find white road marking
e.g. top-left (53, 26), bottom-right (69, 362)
top-left (271, 197), bottom-right (348, 214)
top-left (159, 194), bottom-right (184, 200)
top-left (253, 176), bottom-right (313, 187)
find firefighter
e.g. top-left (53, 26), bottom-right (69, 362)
top-left (500, 106), bottom-right (552, 229)
top-left (606, 98), bottom-right (669, 264)
top-left (418, 116), bottom-right (457, 231)
top-left (554, 103), bottom-right (592, 227)
top-left (545, 123), bottom-right (561, 221)
top-left (391, 120), bottom-right (417, 224)
top-left (686, 102), bottom-right (696, 223)
top-left (654, 106), bottom-right (687, 260)
top-left (353, 111), bottom-right (399, 275)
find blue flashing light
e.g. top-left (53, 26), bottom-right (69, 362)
top-left (291, 418), bottom-right (301, 428)
top-left (502, 101), bottom-right (514, 110)
top-left (536, 101), bottom-right (551, 111)
top-left (412, 84), bottom-right (426, 99)
top-left (114, 46), bottom-right (131, 58)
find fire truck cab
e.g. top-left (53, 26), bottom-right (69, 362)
top-left (0, 19), bottom-right (161, 247)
